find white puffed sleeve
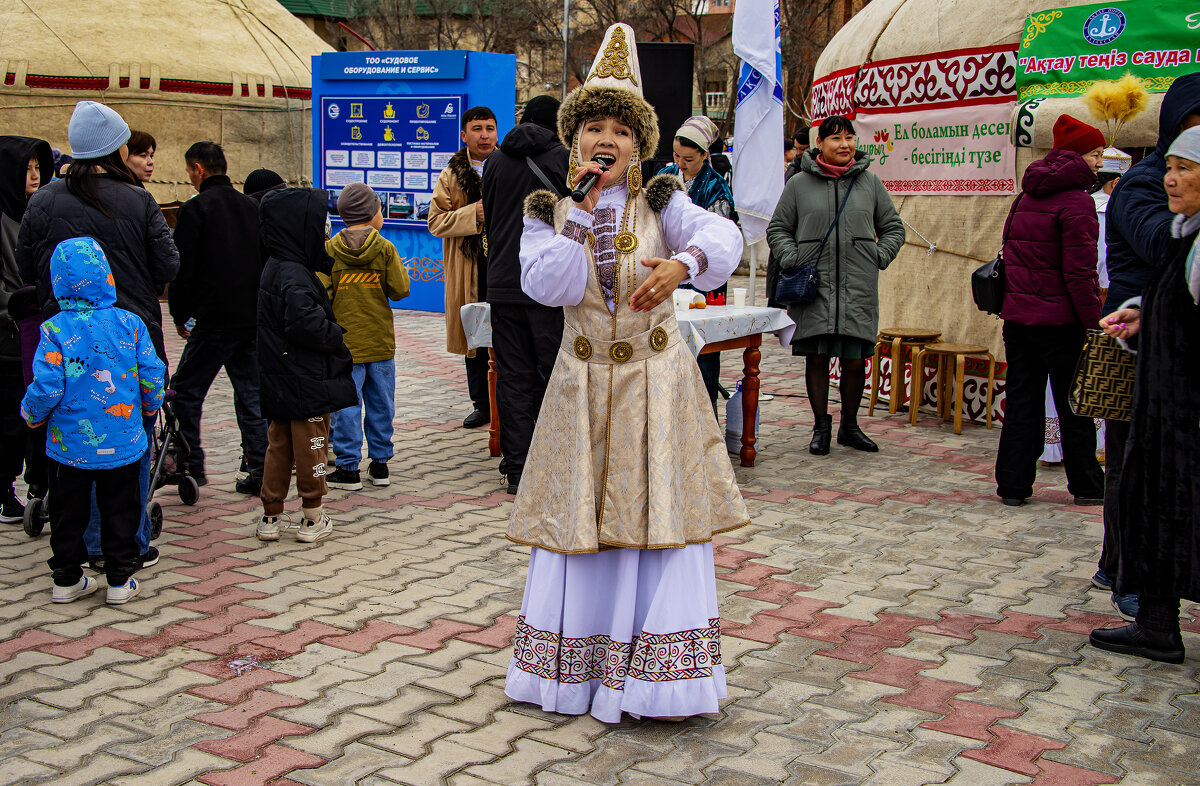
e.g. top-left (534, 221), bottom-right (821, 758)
top-left (661, 190), bottom-right (744, 292)
top-left (519, 207), bottom-right (594, 307)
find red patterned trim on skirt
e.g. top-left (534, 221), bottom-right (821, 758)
top-left (512, 615), bottom-right (721, 689)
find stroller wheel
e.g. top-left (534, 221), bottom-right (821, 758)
top-left (147, 501), bottom-right (163, 539)
top-left (23, 497), bottom-right (46, 537)
top-left (178, 475), bottom-right (199, 506)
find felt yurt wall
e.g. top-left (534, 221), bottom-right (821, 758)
top-left (809, 0), bottom-right (1165, 421)
top-left (0, 0), bottom-right (332, 203)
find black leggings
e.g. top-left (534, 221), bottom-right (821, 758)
top-left (805, 355), bottom-right (867, 424)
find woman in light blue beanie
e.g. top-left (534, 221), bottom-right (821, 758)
top-left (15, 99), bottom-right (178, 577)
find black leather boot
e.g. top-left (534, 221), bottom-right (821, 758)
top-left (809, 414), bottom-right (833, 455)
top-left (837, 422), bottom-right (879, 452)
top-left (1089, 623), bottom-right (1185, 664)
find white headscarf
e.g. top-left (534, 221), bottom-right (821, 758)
top-left (1166, 126), bottom-right (1200, 304)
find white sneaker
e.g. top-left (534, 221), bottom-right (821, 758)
top-left (107, 578), bottom-right (140, 605)
top-left (52, 576), bottom-right (100, 603)
top-left (257, 515), bottom-right (281, 541)
top-left (296, 511), bottom-right (332, 543)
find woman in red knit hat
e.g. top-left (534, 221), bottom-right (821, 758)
top-left (994, 114), bottom-right (1106, 508)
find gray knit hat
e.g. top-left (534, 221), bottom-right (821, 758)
top-left (67, 101), bottom-right (131, 159)
top-left (337, 182), bottom-right (381, 225)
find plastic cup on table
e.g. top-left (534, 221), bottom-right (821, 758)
top-left (732, 287), bottom-right (747, 308)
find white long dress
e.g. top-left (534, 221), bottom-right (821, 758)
top-left (504, 182), bottom-right (746, 722)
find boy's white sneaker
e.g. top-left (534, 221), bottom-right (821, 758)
top-left (257, 515), bottom-right (281, 541)
top-left (296, 511), bottom-right (332, 543)
top-left (52, 576), bottom-right (100, 603)
top-left (107, 578), bottom-right (140, 605)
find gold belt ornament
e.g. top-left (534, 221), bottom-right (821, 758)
top-left (565, 323), bottom-right (678, 364)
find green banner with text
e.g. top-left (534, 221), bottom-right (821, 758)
top-left (1017, 1), bottom-right (1200, 100)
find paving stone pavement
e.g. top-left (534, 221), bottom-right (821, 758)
top-left (2, 300), bottom-right (1198, 786)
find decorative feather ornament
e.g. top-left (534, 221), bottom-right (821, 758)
top-left (1084, 74), bottom-right (1150, 147)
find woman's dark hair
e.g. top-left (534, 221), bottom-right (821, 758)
top-left (674, 135), bottom-right (705, 152)
top-left (817, 115), bottom-right (856, 140)
top-left (127, 130), bottom-right (156, 156)
top-left (64, 150), bottom-right (139, 218)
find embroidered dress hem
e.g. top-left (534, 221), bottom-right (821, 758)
top-left (505, 543), bottom-right (727, 724)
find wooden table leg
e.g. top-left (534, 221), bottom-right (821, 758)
top-left (868, 339), bottom-right (883, 416)
top-left (487, 349), bottom-right (501, 458)
top-left (739, 341), bottom-right (761, 467)
top-left (909, 348), bottom-right (924, 427)
top-left (888, 337), bottom-right (903, 414)
top-left (951, 354), bottom-right (964, 434)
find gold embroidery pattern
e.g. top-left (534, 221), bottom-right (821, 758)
top-left (650, 326), bottom-right (668, 352)
top-left (574, 336), bottom-right (593, 360)
top-left (1021, 10), bottom-right (1062, 48)
top-left (609, 341), bottom-right (633, 362)
top-left (590, 26), bottom-right (640, 87)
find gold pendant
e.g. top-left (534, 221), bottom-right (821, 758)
top-left (627, 164), bottom-right (642, 195)
top-left (614, 231), bottom-right (638, 254)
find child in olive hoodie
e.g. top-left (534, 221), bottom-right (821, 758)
top-left (322, 183), bottom-right (409, 490)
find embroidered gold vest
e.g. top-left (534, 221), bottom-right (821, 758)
top-left (506, 193), bottom-right (749, 553)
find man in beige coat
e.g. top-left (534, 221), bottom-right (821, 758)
top-left (428, 106), bottom-right (496, 428)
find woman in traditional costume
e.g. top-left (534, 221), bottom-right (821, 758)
top-left (503, 24), bottom-right (749, 723)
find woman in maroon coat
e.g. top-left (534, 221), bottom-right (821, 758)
top-left (995, 115), bottom-right (1105, 507)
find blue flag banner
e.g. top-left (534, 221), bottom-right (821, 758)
top-left (732, 0), bottom-right (785, 245)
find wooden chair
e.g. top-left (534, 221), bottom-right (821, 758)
top-left (909, 343), bottom-right (996, 435)
top-left (869, 327), bottom-right (942, 416)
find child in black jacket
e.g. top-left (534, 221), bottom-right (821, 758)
top-left (255, 188), bottom-right (356, 543)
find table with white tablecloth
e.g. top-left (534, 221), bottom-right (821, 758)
top-left (461, 303), bottom-right (795, 466)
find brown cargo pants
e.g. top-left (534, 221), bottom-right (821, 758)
top-left (260, 415), bottom-right (330, 516)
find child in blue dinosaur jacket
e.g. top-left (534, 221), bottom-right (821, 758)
top-left (20, 237), bottom-right (165, 605)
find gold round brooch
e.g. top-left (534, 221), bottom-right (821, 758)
top-left (649, 326), bottom-right (668, 352)
top-left (614, 231), bottom-right (638, 254)
top-left (573, 337), bottom-right (592, 360)
top-left (609, 341), bottom-right (633, 363)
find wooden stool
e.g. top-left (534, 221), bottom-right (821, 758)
top-left (909, 343), bottom-right (995, 434)
top-left (869, 327), bottom-right (942, 416)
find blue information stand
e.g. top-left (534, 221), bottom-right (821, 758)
top-left (311, 51), bottom-right (516, 313)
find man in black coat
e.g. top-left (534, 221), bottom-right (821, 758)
top-left (481, 96), bottom-right (569, 494)
top-left (1095, 75), bottom-right (1200, 615)
top-left (169, 142), bottom-right (269, 494)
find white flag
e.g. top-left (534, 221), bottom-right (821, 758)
top-left (731, 0), bottom-right (784, 245)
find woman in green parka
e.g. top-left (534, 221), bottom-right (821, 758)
top-left (767, 115), bottom-right (905, 456)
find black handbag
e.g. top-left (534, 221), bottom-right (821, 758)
top-left (972, 195), bottom-right (1022, 316)
top-left (776, 175), bottom-right (859, 306)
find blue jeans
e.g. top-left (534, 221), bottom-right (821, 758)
top-left (85, 418), bottom-right (153, 557)
top-left (331, 359), bottom-right (396, 471)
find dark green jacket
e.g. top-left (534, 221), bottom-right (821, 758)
top-left (766, 150), bottom-right (905, 343)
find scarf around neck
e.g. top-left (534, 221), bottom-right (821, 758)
top-left (1172, 210), bottom-right (1200, 304)
top-left (815, 154), bottom-right (854, 178)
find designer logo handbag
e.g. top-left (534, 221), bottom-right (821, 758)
top-left (1069, 329), bottom-right (1136, 421)
top-left (776, 175), bottom-right (858, 306)
top-left (972, 195), bottom-right (1022, 316)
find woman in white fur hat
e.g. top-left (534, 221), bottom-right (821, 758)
top-left (503, 23), bottom-right (748, 722)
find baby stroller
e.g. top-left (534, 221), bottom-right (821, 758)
top-left (146, 389), bottom-right (200, 528)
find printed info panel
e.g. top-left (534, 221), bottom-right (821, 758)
top-left (321, 96), bottom-right (463, 226)
top-left (855, 104), bottom-right (1017, 195)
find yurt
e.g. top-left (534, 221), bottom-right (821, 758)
top-left (809, 0), bottom-right (1176, 421)
top-left (0, 0), bottom-right (332, 203)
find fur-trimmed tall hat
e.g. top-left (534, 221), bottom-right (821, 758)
top-left (558, 23), bottom-right (659, 160)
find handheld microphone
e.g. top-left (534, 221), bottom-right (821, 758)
top-left (571, 154), bottom-right (616, 202)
